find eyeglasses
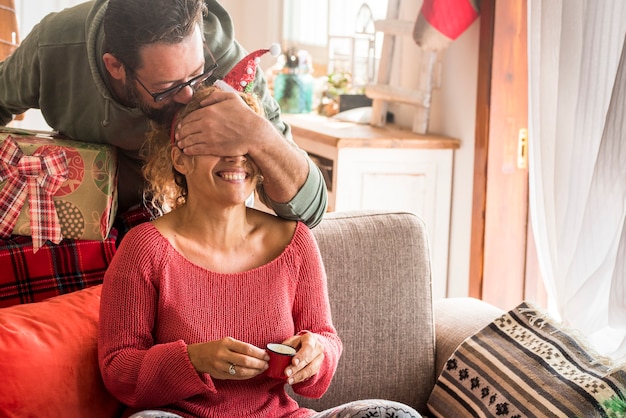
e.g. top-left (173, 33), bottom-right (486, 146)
top-left (135, 47), bottom-right (218, 103)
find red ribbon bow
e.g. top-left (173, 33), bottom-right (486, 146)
top-left (0, 136), bottom-right (69, 252)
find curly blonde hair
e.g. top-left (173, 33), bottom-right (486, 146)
top-left (141, 85), bottom-right (264, 216)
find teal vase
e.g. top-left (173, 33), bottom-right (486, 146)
top-left (274, 72), bottom-right (314, 114)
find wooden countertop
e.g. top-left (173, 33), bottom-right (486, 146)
top-left (283, 113), bottom-right (460, 150)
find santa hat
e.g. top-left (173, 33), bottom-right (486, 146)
top-left (216, 43), bottom-right (281, 93)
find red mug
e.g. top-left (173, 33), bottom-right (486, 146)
top-left (265, 343), bottom-right (296, 379)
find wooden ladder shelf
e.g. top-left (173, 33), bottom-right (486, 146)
top-left (365, 0), bottom-right (441, 134)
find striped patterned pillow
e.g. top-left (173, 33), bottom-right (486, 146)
top-left (428, 301), bottom-right (626, 418)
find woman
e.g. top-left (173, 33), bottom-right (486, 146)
top-left (98, 85), bottom-right (421, 418)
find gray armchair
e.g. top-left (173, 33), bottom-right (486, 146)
top-left (291, 210), bottom-right (503, 414)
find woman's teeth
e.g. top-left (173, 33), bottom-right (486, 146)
top-left (220, 172), bottom-right (247, 181)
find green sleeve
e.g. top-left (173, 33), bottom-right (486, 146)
top-left (0, 19), bottom-right (43, 125)
top-left (257, 156), bottom-right (328, 229)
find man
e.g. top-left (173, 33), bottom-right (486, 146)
top-left (0, 0), bottom-right (327, 227)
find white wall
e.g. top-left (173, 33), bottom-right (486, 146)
top-left (218, 0), bottom-right (281, 71)
top-left (432, 23), bottom-right (478, 297)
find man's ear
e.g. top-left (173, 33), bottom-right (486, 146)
top-left (102, 53), bottom-right (126, 81)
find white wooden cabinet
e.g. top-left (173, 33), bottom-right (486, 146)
top-left (283, 114), bottom-right (459, 299)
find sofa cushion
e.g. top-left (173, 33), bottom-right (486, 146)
top-left (428, 301), bottom-right (626, 418)
top-left (0, 285), bottom-right (122, 418)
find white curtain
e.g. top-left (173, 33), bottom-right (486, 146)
top-left (528, 0), bottom-right (626, 358)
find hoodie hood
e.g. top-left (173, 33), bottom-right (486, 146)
top-left (85, 0), bottom-right (146, 128)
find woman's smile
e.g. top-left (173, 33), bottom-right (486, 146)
top-left (217, 169), bottom-right (249, 182)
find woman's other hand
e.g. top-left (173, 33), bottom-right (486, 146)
top-left (187, 337), bottom-right (269, 380)
top-left (281, 331), bottom-right (325, 385)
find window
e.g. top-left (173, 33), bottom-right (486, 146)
top-left (282, 0), bottom-right (388, 84)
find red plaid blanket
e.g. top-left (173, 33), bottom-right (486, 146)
top-left (0, 229), bottom-right (117, 308)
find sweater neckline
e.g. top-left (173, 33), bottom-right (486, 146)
top-left (142, 221), bottom-right (303, 275)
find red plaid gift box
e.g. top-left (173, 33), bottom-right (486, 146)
top-left (0, 229), bottom-right (117, 308)
top-left (0, 131), bottom-right (117, 252)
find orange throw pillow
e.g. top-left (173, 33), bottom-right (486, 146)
top-left (0, 285), bottom-right (122, 418)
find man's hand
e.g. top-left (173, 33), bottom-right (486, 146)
top-left (174, 90), bottom-right (263, 157)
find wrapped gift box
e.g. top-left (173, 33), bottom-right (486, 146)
top-left (0, 131), bottom-right (118, 250)
top-left (0, 229), bottom-right (118, 308)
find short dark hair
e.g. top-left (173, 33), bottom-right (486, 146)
top-left (103, 0), bottom-right (207, 72)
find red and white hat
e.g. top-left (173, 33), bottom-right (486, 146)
top-left (216, 43), bottom-right (281, 93)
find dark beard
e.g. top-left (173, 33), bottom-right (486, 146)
top-left (124, 78), bottom-right (183, 126)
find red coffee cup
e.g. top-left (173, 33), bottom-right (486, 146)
top-left (265, 343), bottom-right (296, 379)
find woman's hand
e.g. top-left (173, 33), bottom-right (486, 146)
top-left (281, 331), bottom-right (325, 385)
top-left (187, 337), bottom-right (269, 380)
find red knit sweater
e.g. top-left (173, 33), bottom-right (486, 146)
top-left (98, 222), bottom-right (342, 418)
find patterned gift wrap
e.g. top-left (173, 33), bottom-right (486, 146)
top-left (0, 132), bottom-right (118, 250)
top-left (0, 229), bottom-right (117, 308)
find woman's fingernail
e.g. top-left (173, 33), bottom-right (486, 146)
top-left (288, 377), bottom-right (294, 385)
top-left (293, 358), bottom-right (300, 366)
top-left (286, 368), bottom-right (292, 376)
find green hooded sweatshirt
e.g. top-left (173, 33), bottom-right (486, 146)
top-left (0, 0), bottom-right (327, 227)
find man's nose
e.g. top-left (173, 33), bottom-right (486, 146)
top-left (173, 85), bottom-right (194, 104)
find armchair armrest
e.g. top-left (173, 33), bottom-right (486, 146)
top-left (433, 297), bottom-right (504, 376)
